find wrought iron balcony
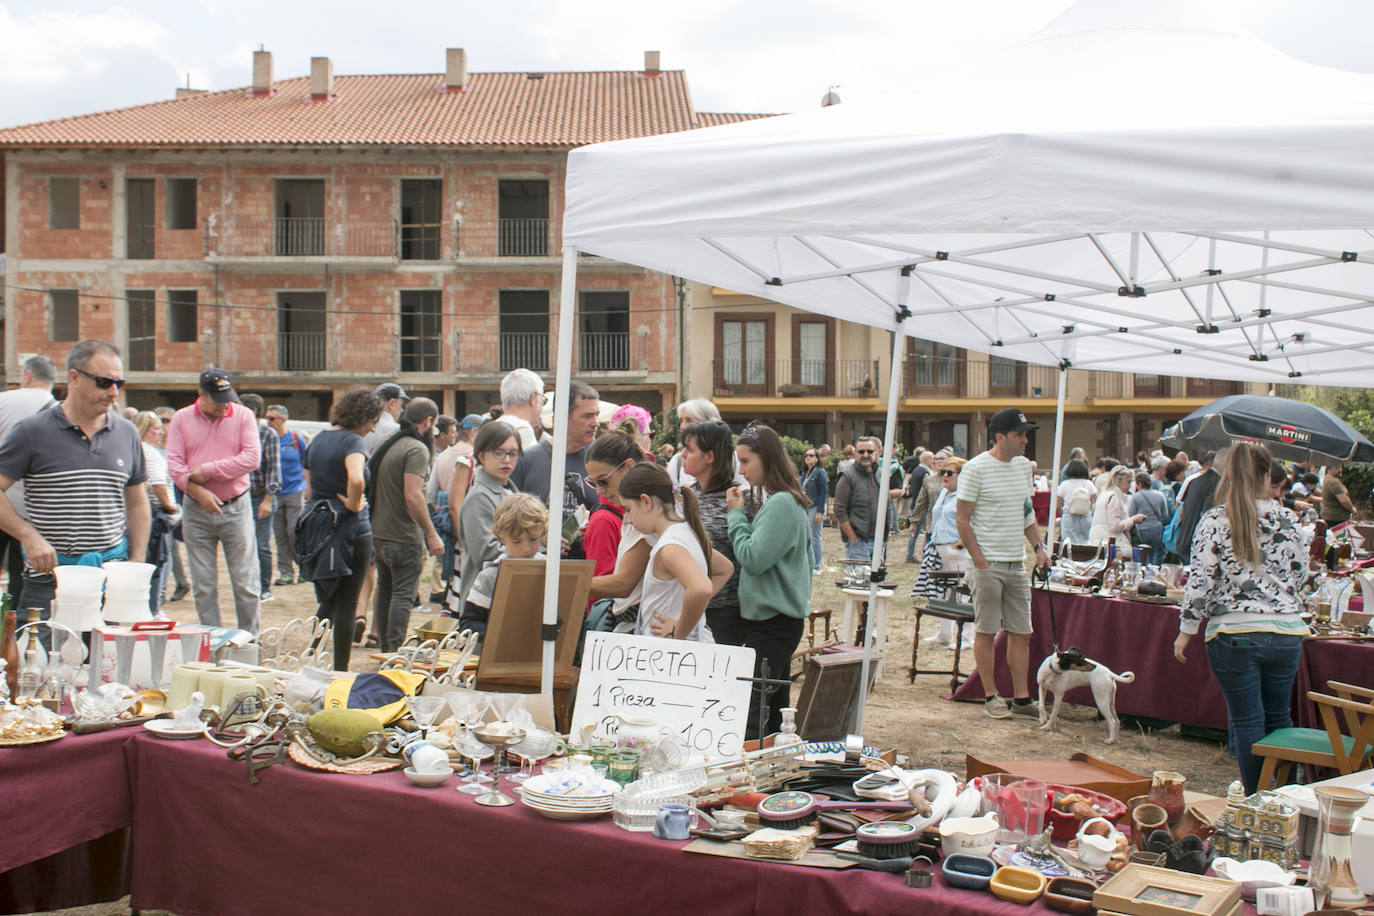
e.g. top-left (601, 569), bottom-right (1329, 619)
top-left (278, 331), bottom-right (327, 371)
top-left (712, 359), bottom-right (879, 398)
top-left (205, 218), bottom-right (399, 259)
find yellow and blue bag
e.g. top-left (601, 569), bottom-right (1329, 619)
top-left (322, 669), bottom-right (427, 726)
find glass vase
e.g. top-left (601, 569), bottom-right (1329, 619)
top-left (1309, 786), bottom-right (1368, 909)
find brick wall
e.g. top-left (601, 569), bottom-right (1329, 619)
top-left (7, 151), bottom-right (675, 389)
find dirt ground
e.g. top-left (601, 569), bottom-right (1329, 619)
top-left (39, 525), bottom-right (1237, 916)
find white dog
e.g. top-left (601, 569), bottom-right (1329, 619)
top-left (1036, 648), bottom-right (1135, 744)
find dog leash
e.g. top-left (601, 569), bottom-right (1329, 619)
top-left (1035, 567), bottom-right (1061, 653)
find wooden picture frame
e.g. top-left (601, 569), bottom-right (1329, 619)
top-left (1093, 864), bottom-right (1240, 916)
top-left (474, 558), bottom-right (594, 689)
top-left (794, 649), bottom-right (882, 740)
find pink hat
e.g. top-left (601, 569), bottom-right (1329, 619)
top-left (610, 404), bottom-right (653, 435)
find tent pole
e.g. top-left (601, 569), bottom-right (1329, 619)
top-left (1047, 366), bottom-right (1068, 550)
top-left (541, 247), bottom-right (579, 698)
top-left (854, 273), bottom-right (912, 735)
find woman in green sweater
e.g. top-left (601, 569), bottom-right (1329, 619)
top-left (725, 423), bottom-right (812, 738)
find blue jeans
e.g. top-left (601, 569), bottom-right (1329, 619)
top-left (906, 523), bottom-right (923, 561)
top-left (1060, 513), bottom-right (1092, 544)
top-left (845, 539), bottom-right (873, 563)
top-left (1204, 631), bottom-right (1303, 794)
top-left (810, 516), bottom-right (824, 572)
top-left (254, 496), bottom-right (276, 593)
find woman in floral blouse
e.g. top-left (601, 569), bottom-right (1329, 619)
top-left (1173, 442), bottom-right (1310, 793)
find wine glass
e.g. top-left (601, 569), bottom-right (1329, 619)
top-left (453, 727), bottom-right (495, 794)
top-left (508, 729), bottom-right (557, 783)
top-left (489, 692), bottom-right (525, 724)
top-left (404, 694), bottom-right (449, 744)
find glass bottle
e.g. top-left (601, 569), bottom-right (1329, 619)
top-left (1310, 786), bottom-right (1368, 909)
top-left (1311, 520), bottom-right (1328, 571)
top-left (774, 707), bottom-right (803, 750)
top-left (22, 608), bottom-right (47, 673)
top-left (18, 645), bottom-right (42, 699)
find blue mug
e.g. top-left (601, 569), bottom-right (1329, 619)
top-left (652, 803), bottom-right (693, 840)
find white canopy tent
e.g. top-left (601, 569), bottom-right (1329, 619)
top-left (539, 0), bottom-right (1374, 724)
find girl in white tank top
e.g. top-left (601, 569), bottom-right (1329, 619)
top-left (619, 464), bottom-right (729, 643)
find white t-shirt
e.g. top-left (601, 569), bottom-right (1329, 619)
top-left (637, 521), bottom-right (714, 643)
top-left (612, 519), bottom-right (657, 625)
top-left (0, 387), bottom-right (57, 515)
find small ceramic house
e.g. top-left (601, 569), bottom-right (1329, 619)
top-left (1209, 781), bottom-right (1301, 868)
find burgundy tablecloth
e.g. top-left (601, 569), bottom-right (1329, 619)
top-left (1294, 638), bottom-right (1374, 729)
top-left (0, 727), bottom-right (135, 912)
top-left (949, 590), bottom-right (1230, 730)
top-left (948, 591), bottom-right (1374, 736)
top-left (127, 733), bottom-right (1074, 916)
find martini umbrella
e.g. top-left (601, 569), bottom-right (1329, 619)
top-left (1160, 395), bottom-right (1374, 465)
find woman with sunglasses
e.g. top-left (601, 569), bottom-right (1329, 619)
top-left (911, 457), bottom-right (971, 647)
top-left (584, 430), bottom-right (652, 630)
top-left (801, 447), bottom-right (829, 575)
top-left (679, 420), bottom-right (745, 643)
top-left (457, 421), bottom-right (520, 609)
top-left (724, 423), bottom-right (812, 738)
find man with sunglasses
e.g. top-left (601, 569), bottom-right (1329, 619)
top-left (833, 436), bottom-right (884, 562)
top-left (0, 340), bottom-right (149, 621)
top-left (166, 368), bottom-right (262, 632)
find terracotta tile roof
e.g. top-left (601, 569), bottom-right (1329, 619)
top-left (696, 111), bottom-right (777, 126)
top-left (0, 71), bottom-right (703, 148)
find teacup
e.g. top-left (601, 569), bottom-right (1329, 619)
top-left (404, 741), bottom-right (452, 775)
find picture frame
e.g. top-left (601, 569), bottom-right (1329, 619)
top-left (794, 649), bottom-right (882, 740)
top-left (474, 558), bottom-right (595, 727)
top-left (1093, 863), bottom-right (1241, 916)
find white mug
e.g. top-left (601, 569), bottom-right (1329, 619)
top-left (167, 664), bottom-right (203, 711)
top-left (197, 667), bottom-right (233, 709)
top-left (221, 673), bottom-right (267, 710)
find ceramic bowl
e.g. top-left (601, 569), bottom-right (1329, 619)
top-left (939, 814), bottom-right (999, 858)
top-left (1044, 877), bottom-right (1098, 915)
top-left (403, 766), bottom-right (454, 787)
top-left (1211, 857), bottom-right (1296, 900)
top-left (941, 853), bottom-right (997, 891)
top-left (990, 865), bottom-right (1048, 904)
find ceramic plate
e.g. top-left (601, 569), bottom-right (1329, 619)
top-left (144, 720), bottom-right (207, 740)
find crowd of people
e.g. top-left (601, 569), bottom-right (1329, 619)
top-left (0, 340), bottom-right (1364, 785)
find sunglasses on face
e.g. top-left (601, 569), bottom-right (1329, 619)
top-left (74, 367), bottom-right (127, 390)
top-left (940, 469), bottom-right (958, 477)
top-left (589, 463), bottom-right (628, 490)
top-left (856, 449), bottom-right (875, 455)
top-left (805, 453), bottom-right (817, 458)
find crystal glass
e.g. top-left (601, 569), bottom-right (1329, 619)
top-left (453, 727), bottom-right (495, 794)
top-left (489, 692), bottom-right (525, 724)
top-left (509, 729), bottom-right (558, 783)
top-left (403, 694), bottom-right (449, 744)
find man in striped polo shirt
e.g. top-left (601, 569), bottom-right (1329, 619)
top-left (956, 408), bottom-right (1051, 719)
top-left (0, 339), bottom-right (149, 619)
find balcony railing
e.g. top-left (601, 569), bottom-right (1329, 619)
top-left (712, 359), bottom-right (879, 398)
top-left (453, 218), bottom-right (553, 258)
top-left (278, 331), bottom-right (327, 371)
top-left (205, 218), bottom-right (398, 259)
top-left (579, 331), bottom-right (630, 371)
top-left (1088, 372), bottom-right (1128, 399)
top-left (498, 331), bottom-right (550, 372)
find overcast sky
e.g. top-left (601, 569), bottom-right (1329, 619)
top-left (1, 0), bottom-right (1372, 128)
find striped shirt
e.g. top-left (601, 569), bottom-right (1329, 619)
top-left (957, 450), bottom-right (1036, 562)
top-left (0, 404), bottom-right (145, 558)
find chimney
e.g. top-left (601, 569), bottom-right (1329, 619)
top-left (644, 50), bottom-right (661, 76)
top-left (252, 49), bottom-right (273, 96)
top-left (445, 48), bottom-right (467, 91)
top-left (310, 56), bottom-right (333, 100)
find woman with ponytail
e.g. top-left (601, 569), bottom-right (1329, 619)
top-left (619, 463), bottom-right (733, 643)
top-left (725, 423), bottom-right (813, 738)
top-left (680, 420), bottom-right (745, 640)
top-left (1174, 442), bottom-right (1310, 793)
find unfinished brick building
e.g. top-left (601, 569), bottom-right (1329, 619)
top-left (0, 50), bottom-right (741, 419)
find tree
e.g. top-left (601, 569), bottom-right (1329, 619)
top-left (1294, 385), bottom-right (1374, 515)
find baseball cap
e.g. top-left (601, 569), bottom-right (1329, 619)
top-left (987, 407), bottom-right (1038, 435)
top-left (198, 368), bottom-right (239, 404)
top-left (460, 413), bottom-right (484, 429)
top-left (375, 383), bottom-right (409, 402)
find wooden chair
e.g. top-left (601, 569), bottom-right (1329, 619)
top-left (908, 596), bottom-right (975, 692)
top-left (1252, 681), bottom-right (1374, 788)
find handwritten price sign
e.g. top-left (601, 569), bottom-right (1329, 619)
top-left (571, 632), bottom-right (757, 761)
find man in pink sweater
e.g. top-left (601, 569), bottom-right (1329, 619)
top-left (166, 369), bottom-right (262, 632)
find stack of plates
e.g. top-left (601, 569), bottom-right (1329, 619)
top-left (518, 773), bottom-right (620, 821)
